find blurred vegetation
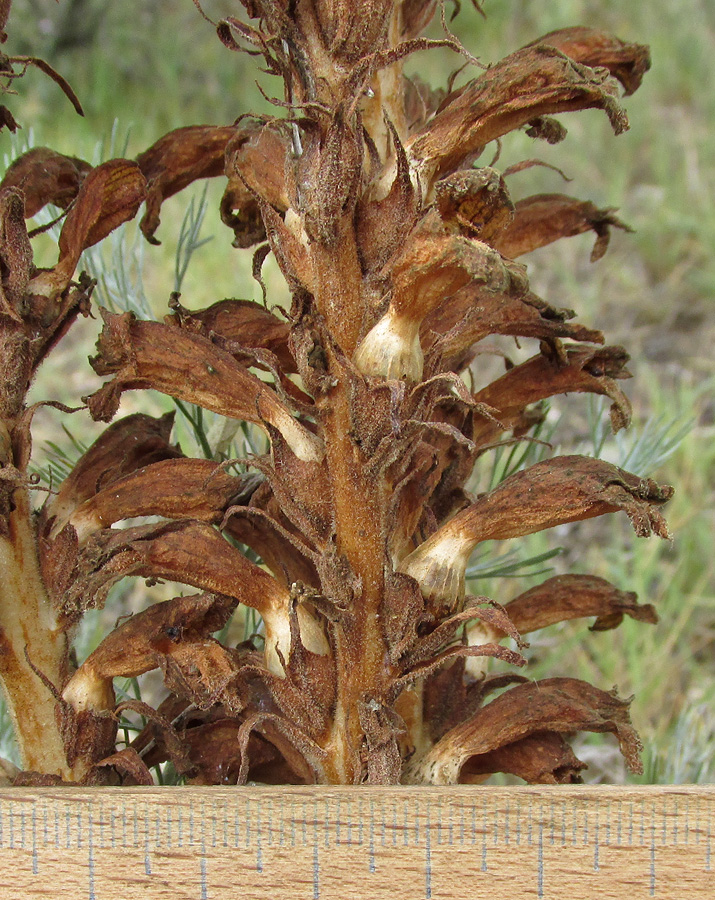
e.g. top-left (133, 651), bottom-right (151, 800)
top-left (1, 0), bottom-right (713, 783)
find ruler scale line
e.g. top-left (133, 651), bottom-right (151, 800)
top-left (313, 842), bottom-right (319, 900)
top-left (87, 807), bottom-right (95, 900)
top-left (369, 799), bottom-right (375, 872)
top-left (706, 801), bottom-right (711, 871)
top-left (425, 805), bottom-right (431, 900)
top-left (32, 804), bottom-right (37, 875)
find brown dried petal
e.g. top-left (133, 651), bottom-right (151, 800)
top-left (356, 231), bottom-right (518, 380)
top-left (136, 125), bottom-right (237, 243)
top-left (505, 574), bottom-right (658, 634)
top-left (472, 345), bottom-right (632, 447)
top-left (422, 279), bottom-right (601, 366)
top-left (42, 411), bottom-right (179, 532)
top-left (225, 124), bottom-right (289, 212)
top-left (392, 231), bottom-right (511, 321)
top-left (63, 520), bottom-right (290, 617)
top-left (68, 594), bottom-right (236, 685)
top-left (408, 45), bottom-right (628, 184)
top-left (167, 298), bottom-right (295, 372)
top-left (400, 0), bottom-right (437, 41)
top-left (434, 167), bottom-right (515, 242)
top-left (29, 160), bottom-right (146, 299)
top-left (408, 677), bottom-right (642, 783)
top-left (87, 748), bottom-right (154, 786)
top-left (454, 455), bottom-right (673, 544)
top-left (460, 731), bottom-right (587, 784)
top-left (400, 455), bottom-right (672, 605)
top-left (0, 147), bottom-right (91, 218)
top-left (68, 458), bottom-right (252, 543)
top-left (87, 310), bottom-right (323, 462)
top-left (492, 193), bottom-right (632, 262)
top-left (526, 27), bottom-right (651, 95)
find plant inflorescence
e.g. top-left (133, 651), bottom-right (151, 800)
top-left (0, 0), bottom-right (674, 786)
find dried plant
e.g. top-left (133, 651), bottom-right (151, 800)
top-left (0, 1), bottom-right (672, 787)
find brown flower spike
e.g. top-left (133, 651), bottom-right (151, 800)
top-left (0, 2), bottom-right (669, 787)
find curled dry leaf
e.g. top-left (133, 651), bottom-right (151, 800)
top-left (0, 147), bottom-right (92, 218)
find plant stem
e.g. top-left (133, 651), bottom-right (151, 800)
top-left (320, 380), bottom-right (389, 782)
top-left (0, 489), bottom-right (71, 777)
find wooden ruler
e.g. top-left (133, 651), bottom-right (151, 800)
top-left (0, 785), bottom-right (712, 899)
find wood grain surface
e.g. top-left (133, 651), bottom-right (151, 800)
top-left (0, 785), bottom-right (712, 899)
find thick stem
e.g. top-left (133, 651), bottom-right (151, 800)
top-left (319, 383), bottom-right (390, 782)
top-left (0, 490), bottom-right (71, 777)
top-left (310, 219), bottom-right (365, 356)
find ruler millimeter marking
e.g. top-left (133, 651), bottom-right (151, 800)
top-left (0, 785), bottom-right (713, 899)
